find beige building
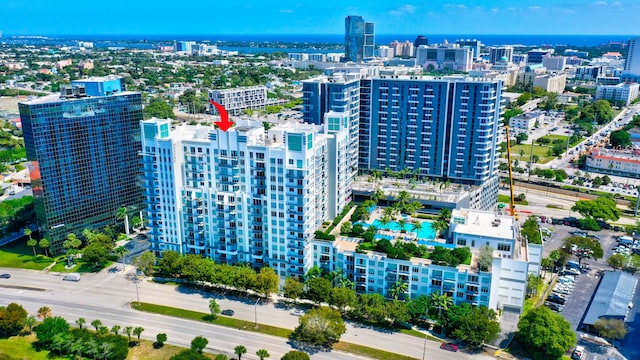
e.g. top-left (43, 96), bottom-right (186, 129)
top-left (533, 73), bottom-right (567, 93)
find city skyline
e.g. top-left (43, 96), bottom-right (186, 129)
top-left (1, 0), bottom-right (639, 36)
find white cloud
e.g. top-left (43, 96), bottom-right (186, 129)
top-left (593, 1), bottom-right (607, 5)
top-left (529, 6), bottom-right (542, 10)
top-left (279, 9), bottom-right (294, 13)
top-left (490, 8), bottom-right (499, 13)
top-left (456, 4), bottom-right (467, 9)
top-left (389, 4), bottom-right (416, 16)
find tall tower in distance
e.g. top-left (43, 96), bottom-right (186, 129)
top-left (624, 37), bottom-right (640, 76)
top-left (344, 15), bottom-right (374, 62)
top-left (19, 76), bottom-right (143, 254)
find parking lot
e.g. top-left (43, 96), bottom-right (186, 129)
top-left (539, 222), bottom-right (635, 360)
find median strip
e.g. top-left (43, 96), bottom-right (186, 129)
top-left (131, 302), bottom-right (419, 360)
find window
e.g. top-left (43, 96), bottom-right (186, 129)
top-left (497, 243), bottom-right (511, 252)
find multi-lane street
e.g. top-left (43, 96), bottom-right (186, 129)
top-left (0, 268), bottom-right (492, 360)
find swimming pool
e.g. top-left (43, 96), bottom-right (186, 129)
top-left (370, 220), bottom-right (436, 239)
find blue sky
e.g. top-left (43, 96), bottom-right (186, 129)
top-left (1, 0), bottom-right (638, 35)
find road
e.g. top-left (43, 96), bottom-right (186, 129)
top-left (542, 103), bottom-right (640, 171)
top-left (0, 268), bottom-right (492, 360)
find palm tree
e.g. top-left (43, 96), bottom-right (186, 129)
top-left (117, 206), bottom-right (130, 235)
top-left (24, 315), bottom-right (36, 333)
top-left (39, 238), bottom-right (50, 257)
top-left (372, 188), bottom-right (385, 204)
top-left (124, 326), bottom-right (133, 343)
top-left (398, 218), bottom-right (407, 233)
top-left (389, 280), bottom-right (408, 300)
top-left (395, 190), bottom-right (411, 213)
top-left (27, 238), bottom-right (37, 256)
top-left (76, 317), bottom-right (86, 329)
top-left (380, 214), bottom-right (392, 229)
top-left (256, 349), bottom-right (270, 360)
top-left (37, 306), bottom-right (52, 319)
top-left (111, 325), bottom-right (121, 335)
top-left (234, 345), bottom-right (247, 360)
top-left (412, 221), bottom-right (423, 236)
top-left (133, 326), bottom-right (144, 344)
top-left (114, 246), bottom-right (129, 271)
top-left (91, 319), bottom-right (103, 331)
top-left (431, 220), bottom-right (448, 238)
top-left (429, 291), bottom-right (452, 330)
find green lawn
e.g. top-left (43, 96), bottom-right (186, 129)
top-left (333, 342), bottom-right (418, 360)
top-left (0, 335), bottom-right (60, 360)
top-left (132, 302), bottom-right (420, 360)
top-left (132, 302), bottom-right (293, 338)
top-left (0, 239), bottom-right (54, 270)
top-left (506, 143), bottom-right (555, 164)
top-left (497, 194), bottom-right (528, 205)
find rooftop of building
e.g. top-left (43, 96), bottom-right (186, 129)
top-left (72, 75), bottom-right (122, 83)
top-left (451, 209), bottom-right (517, 241)
top-left (20, 90), bottom-right (137, 105)
top-left (583, 271), bottom-right (638, 325)
top-left (149, 118), bottom-right (324, 147)
top-left (304, 73), bottom-right (502, 84)
top-left (589, 148), bottom-right (640, 164)
top-left (351, 176), bottom-right (473, 204)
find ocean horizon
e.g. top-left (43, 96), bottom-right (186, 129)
top-left (5, 33), bottom-right (635, 46)
top-left (3, 33), bottom-right (635, 54)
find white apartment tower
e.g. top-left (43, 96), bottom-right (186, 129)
top-left (141, 118), bottom-right (353, 279)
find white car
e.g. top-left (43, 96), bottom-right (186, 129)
top-left (290, 309), bottom-right (306, 316)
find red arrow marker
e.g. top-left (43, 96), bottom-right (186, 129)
top-left (209, 100), bottom-right (234, 132)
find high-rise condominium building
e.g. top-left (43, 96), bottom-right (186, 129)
top-left (301, 75), bottom-right (360, 190)
top-left (489, 46), bottom-right (514, 64)
top-left (455, 39), bottom-right (482, 60)
top-left (624, 37), bottom-right (640, 76)
top-left (359, 76), bottom-right (503, 186)
top-left (19, 76), bottom-right (143, 253)
top-left (344, 15), bottom-right (374, 62)
top-left (140, 116), bottom-right (353, 278)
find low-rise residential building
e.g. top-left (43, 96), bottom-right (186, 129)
top-left (208, 86), bottom-right (268, 116)
top-left (509, 111), bottom-right (545, 134)
top-left (595, 82), bottom-right (640, 106)
top-left (312, 208), bottom-right (541, 314)
top-left (586, 148), bottom-right (640, 178)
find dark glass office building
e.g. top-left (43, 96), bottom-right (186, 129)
top-left (344, 15), bottom-right (374, 63)
top-left (19, 76), bottom-right (143, 253)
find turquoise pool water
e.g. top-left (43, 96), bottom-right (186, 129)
top-left (370, 220), bottom-right (436, 239)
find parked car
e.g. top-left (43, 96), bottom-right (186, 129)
top-left (547, 295), bottom-right (566, 305)
top-left (545, 302), bottom-right (563, 312)
top-left (0, 273), bottom-right (10, 279)
top-left (571, 346), bottom-right (586, 360)
top-left (221, 309), bottom-right (235, 316)
top-left (290, 309), bottom-right (306, 316)
top-left (440, 343), bottom-right (459, 352)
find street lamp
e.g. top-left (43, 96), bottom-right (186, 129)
top-left (134, 277), bottom-right (140, 304)
top-left (254, 298), bottom-right (261, 327)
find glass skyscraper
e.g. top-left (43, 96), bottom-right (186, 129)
top-left (344, 15), bottom-right (374, 63)
top-left (19, 76), bottom-right (143, 253)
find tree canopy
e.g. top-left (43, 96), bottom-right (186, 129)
top-left (609, 130), bottom-right (631, 148)
top-left (521, 216), bottom-right (542, 244)
top-left (571, 196), bottom-right (620, 222)
top-left (143, 98), bottom-right (175, 119)
top-left (515, 307), bottom-right (576, 360)
top-left (563, 236), bottom-right (604, 264)
top-left (291, 306), bottom-right (346, 347)
top-left (0, 303), bottom-right (28, 338)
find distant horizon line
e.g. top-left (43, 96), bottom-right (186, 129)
top-left (4, 33), bottom-right (637, 37)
